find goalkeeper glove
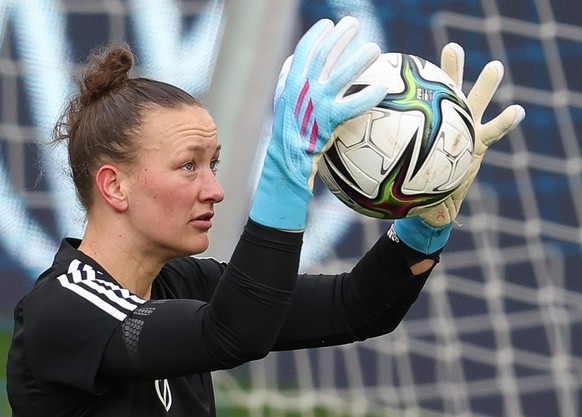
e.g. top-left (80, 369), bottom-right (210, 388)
top-left (394, 42), bottom-right (526, 254)
top-left (250, 16), bottom-right (387, 230)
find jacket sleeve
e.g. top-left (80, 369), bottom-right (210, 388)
top-left (272, 229), bottom-right (437, 350)
top-left (98, 219), bottom-right (303, 379)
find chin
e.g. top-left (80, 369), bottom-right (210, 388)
top-left (163, 232), bottom-right (210, 259)
top-left (186, 237), bottom-right (210, 256)
top-left (167, 245), bottom-right (207, 261)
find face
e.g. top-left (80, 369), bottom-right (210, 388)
top-left (123, 104), bottom-right (224, 259)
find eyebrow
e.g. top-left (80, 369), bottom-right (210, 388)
top-left (182, 144), bottom-right (222, 154)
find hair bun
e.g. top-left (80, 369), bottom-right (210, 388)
top-left (80, 43), bottom-right (134, 106)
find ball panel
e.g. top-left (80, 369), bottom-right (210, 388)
top-left (355, 54), bottom-right (406, 94)
top-left (333, 113), bottom-right (370, 148)
top-left (339, 145), bottom-right (382, 198)
top-left (317, 156), bottom-right (386, 219)
top-left (368, 109), bottom-right (424, 163)
top-left (403, 102), bottom-right (474, 194)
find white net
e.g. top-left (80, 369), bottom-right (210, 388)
top-left (1, 1), bottom-right (581, 417)
top-left (213, 1), bottom-right (582, 417)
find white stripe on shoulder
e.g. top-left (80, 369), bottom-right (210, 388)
top-left (57, 275), bottom-right (129, 321)
top-left (93, 279), bottom-right (146, 305)
top-left (57, 258), bottom-right (146, 321)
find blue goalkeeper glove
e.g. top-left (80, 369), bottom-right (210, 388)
top-left (250, 16), bottom-right (387, 230)
top-left (394, 42), bottom-right (526, 254)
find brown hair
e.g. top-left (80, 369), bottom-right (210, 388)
top-left (52, 42), bottom-right (203, 210)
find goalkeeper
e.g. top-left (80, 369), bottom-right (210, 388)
top-left (7, 17), bottom-right (524, 417)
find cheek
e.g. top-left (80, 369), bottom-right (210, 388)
top-left (139, 174), bottom-right (195, 213)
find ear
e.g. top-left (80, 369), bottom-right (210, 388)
top-left (95, 164), bottom-right (129, 212)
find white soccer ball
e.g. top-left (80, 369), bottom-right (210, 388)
top-left (318, 52), bottom-right (475, 219)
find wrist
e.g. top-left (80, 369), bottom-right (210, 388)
top-left (249, 149), bottom-right (312, 230)
top-left (393, 216), bottom-right (453, 255)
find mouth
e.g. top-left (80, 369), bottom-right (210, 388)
top-left (189, 212), bottom-right (214, 229)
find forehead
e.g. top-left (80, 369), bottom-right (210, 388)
top-left (139, 104), bottom-right (218, 151)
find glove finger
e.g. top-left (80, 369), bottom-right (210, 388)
top-left (440, 42), bottom-right (464, 88)
top-left (313, 16), bottom-right (361, 82)
top-left (467, 60), bottom-right (504, 120)
top-left (290, 18), bottom-right (334, 78)
top-left (332, 43), bottom-right (386, 120)
top-left (335, 83), bottom-right (386, 125)
top-left (273, 55), bottom-right (294, 112)
top-left (330, 41), bottom-right (381, 89)
top-left (479, 104), bottom-right (526, 147)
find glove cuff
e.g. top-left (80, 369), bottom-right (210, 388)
top-left (394, 216), bottom-right (453, 255)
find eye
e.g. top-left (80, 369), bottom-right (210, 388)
top-left (181, 161), bottom-right (195, 171)
top-left (210, 159), bottom-right (220, 174)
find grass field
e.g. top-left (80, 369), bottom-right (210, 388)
top-left (216, 406), bottom-right (382, 417)
top-left (1, 319), bottom-right (12, 416)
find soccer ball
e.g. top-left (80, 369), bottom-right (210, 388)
top-left (317, 52), bottom-right (475, 219)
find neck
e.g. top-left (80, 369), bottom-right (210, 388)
top-left (78, 217), bottom-right (165, 300)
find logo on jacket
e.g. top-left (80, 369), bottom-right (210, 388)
top-left (387, 224), bottom-right (400, 243)
top-left (155, 379), bottom-right (173, 412)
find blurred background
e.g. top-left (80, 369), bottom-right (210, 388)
top-left (1, 0), bottom-right (581, 416)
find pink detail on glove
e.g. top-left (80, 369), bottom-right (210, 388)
top-left (308, 120), bottom-right (319, 153)
top-left (293, 79), bottom-right (319, 154)
top-left (295, 79), bottom-right (310, 119)
top-left (302, 99), bottom-right (314, 137)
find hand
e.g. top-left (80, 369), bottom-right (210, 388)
top-left (394, 43), bottom-right (525, 254)
top-left (250, 16), bottom-right (387, 230)
top-left (419, 42), bottom-right (526, 227)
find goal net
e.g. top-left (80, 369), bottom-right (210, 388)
top-left (0, 1), bottom-right (580, 417)
top-left (213, 1), bottom-right (582, 417)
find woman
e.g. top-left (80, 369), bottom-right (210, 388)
top-left (7, 17), bottom-right (524, 417)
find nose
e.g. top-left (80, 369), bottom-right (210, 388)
top-left (200, 169), bottom-right (225, 204)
